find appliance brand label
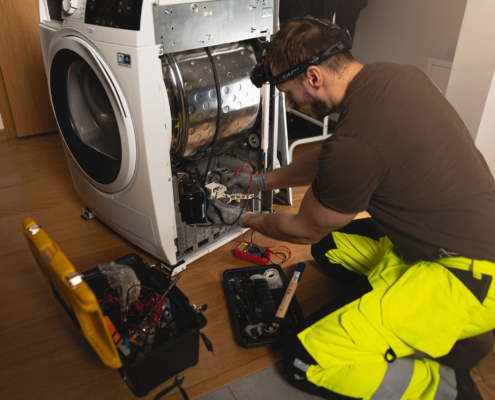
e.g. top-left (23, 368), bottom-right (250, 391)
top-left (117, 53), bottom-right (131, 68)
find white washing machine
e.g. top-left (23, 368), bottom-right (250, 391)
top-left (39, 0), bottom-right (291, 270)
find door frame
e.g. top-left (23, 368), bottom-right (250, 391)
top-left (0, 64), bottom-right (17, 139)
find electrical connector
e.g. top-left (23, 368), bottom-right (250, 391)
top-left (205, 183), bottom-right (227, 199)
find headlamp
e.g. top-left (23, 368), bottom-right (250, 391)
top-left (250, 21), bottom-right (353, 88)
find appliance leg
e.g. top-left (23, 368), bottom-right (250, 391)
top-left (81, 207), bottom-right (95, 221)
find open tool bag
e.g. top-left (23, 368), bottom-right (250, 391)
top-left (23, 218), bottom-right (207, 397)
top-left (223, 265), bottom-right (304, 349)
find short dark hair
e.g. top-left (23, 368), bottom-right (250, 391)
top-left (266, 17), bottom-right (355, 77)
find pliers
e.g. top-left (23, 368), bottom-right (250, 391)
top-left (153, 376), bottom-right (189, 400)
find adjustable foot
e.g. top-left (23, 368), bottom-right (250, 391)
top-left (81, 207), bottom-right (95, 221)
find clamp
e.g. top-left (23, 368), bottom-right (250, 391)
top-left (153, 376), bottom-right (189, 400)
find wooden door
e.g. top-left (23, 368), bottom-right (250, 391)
top-left (0, 0), bottom-right (58, 137)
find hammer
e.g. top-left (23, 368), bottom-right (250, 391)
top-left (266, 262), bottom-right (306, 332)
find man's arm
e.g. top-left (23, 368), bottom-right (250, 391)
top-left (242, 186), bottom-right (356, 244)
top-left (264, 148), bottom-right (321, 190)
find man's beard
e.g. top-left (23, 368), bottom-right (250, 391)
top-left (310, 96), bottom-right (333, 121)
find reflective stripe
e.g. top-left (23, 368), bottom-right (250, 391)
top-left (434, 365), bottom-right (457, 400)
top-left (294, 374), bottom-right (304, 381)
top-left (370, 358), bottom-right (414, 400)
top-left (293, 358), bottom-right (310, 373)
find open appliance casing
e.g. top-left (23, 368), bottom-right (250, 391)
top-left (39, 0), bottom-right (292, 268)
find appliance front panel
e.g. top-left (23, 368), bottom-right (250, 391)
top-left (48, 35), bottom-right (137, 193)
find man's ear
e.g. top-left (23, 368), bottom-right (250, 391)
top-left (305, 66), bottom-right (324, 89)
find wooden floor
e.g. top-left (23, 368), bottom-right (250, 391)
top-left (0, 133), bottom-right (365, 400)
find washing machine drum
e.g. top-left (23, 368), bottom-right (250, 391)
top-left (163, 41), bottom-right (261, 165)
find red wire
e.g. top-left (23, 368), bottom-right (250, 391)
top-left (232, 165), bottom-right (253, 211)
top-left (266, 246), bottom-right (292, 261)
top-left (240, 229), bottom-right (292, 263)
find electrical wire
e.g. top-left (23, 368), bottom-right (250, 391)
top-left (241, 229), bottom-right (292, 264)
top-left (199, 188), bottom-right (211, 223)
top-left (125, 284), bottom-right (165, 319)
top-left (202, 47), bottom-right (223, 187)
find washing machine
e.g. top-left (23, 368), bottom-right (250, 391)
top-left (38, 0), bottom-right (291, 270)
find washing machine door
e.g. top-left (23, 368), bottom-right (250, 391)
top-left (48, 35), bottom-right (136, 193)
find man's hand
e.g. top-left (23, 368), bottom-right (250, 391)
top-left (223, 172), bottom-right (267, 194)
top-left (241, 187), bottom-right (357, 244)
top-left (206, 199), bottom-right (250, 227)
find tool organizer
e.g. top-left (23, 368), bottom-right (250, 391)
top-left (223, 265), bottom-right (304, 349)
top-left (85, 254), bottom-right (207, 397)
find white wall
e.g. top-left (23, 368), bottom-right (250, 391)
top-left (446, 0), bottom-right (495, 176)
top-left (475, 70), bottom-right (495, 176)
top-left (0, 112), bottom-right (3, 130)
top-left (446, 1), bottom-right (495, 141)
top-left (352, 0), bottom-right (467, 72)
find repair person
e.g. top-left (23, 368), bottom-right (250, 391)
top-left (207, 17), bottom-right (495, 400)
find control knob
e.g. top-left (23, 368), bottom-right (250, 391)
top-left (62, 0), bottom-right (79, 15)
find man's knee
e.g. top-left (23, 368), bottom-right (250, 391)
top-left (311, 235), bottom-right (361, 285)
top-left (282, 330), bottom-right (362, 400)
top-left (311, 218), bottom-right (387, 285)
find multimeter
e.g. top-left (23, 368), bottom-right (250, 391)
top-left (234, 242), bottom-right (272, 265)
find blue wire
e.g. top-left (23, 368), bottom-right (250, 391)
top-left (199, 188), bottom-right (211, 223)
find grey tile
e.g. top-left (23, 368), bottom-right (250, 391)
top-left (197, 385), bottom-right (236, 400)
top-left (228, 363), bottom-right (321, 400)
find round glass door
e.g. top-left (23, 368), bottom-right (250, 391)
top-left (67, 60), bottom-right (121, 162)
top-left (49, 37), bottom-right (135, 193)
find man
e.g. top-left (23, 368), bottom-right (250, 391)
top-left (207, 17), bottom-right (495, 399)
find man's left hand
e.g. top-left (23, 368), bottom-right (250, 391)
top-left (207, 199), bottom-right (250, 227)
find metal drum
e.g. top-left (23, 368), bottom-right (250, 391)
top-left (163, 41), bottom-right (261, 164)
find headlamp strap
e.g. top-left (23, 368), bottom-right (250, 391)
top-left (268, 29), bottom-right (351, 84)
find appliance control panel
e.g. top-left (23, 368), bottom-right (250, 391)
top-left (62, 0), bottom-right (144, 30)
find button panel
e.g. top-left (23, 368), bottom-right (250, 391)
top-left (85, 0), bottom-right (143, 30)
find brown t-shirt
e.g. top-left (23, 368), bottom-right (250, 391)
top-left (312, 62), bottom-right (495, 262)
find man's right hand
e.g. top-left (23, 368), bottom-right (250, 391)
top-left (223, 172), bottom-right (267, 194)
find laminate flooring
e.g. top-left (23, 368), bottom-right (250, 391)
top-left (0, 132), bottom-right (367, 400)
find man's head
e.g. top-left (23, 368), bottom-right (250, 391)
top-left (264, 17), bottom-right (361, 119)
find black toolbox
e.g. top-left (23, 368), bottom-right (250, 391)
top-left (223, 264), bottom-right (304, 348)
top-left (23, 218), bottom-right (207, 397)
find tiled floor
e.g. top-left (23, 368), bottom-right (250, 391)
top-left (197, 363), bottom-right (321, 400)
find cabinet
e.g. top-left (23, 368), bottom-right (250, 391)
top-left (0, 0), bottom-right (58, 138)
